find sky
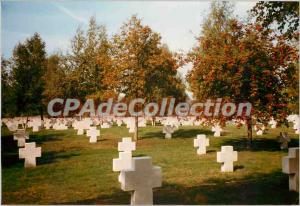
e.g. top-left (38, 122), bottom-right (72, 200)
top-left (1, 0), bottom-right (257, 79)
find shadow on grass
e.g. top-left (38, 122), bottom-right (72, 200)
top-left (155, 170), bottom-right (299, 204)
top-left (2, 136), bottom-right (80, 167)
top-left (58, 188), bottom-right (130, 205)
top-left (1, 132), bottom-right (66, 167)
top-left (234, 165), bottom-right (244, 171)
top-left (219, 137), bottom-right (299, 152)
top-left (38, 151), bottom-right (81, 165)
top-left (1, 134), bottom-right (20, 167)
top-left (140, 128), bottom-right (213, 140)
top-left (30, 133), bottom-right (64, 144)
top-left (58, 170), bottom-right (299, 205)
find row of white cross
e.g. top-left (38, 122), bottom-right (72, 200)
top-left (193, 134), bottom-right (299, 192)
top-left (13, 129), bottom-right (41, 168)
top-left (11, 129), bottom-right (299, 202)
top-left (194, 134), bottom-right (238, 172)
top-left (6, 115), bottom-right (300, 139)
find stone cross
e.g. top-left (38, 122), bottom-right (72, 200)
top-left (6, 121), bottom-right (18, 132)
top-left (282, 147), bottom-right (299, 192)
top-left (31, 120), bottom-right (42, 132)
top-left (118, 137), bottom-right (136, 153)
top-left (19, 142), bottom-right (41, 168)
top-left (44, 120), bottom-right (52, 129)
top-left (163, 125), bottom-right (176, 139)
top-left (119, 156), bottom-right (162, 205)
top-left (14, 129), bottom-right (29, 147)
top-left (269, 118), bottom-right (277, 129)
top-left (277, 132), bottom-right (290, 149)
top-left (256, 129), bottom-right (263, 135)
top-left (126, 120), bottom-right (135, 133)
top-left (101, 122), bottom-right (111, 129)
top-left (113, 151), bottom-right (133, 172)
top-left (76, 121), bottom-right (86, 135)
top-left (53, 122), bottom-right (68, 130)
top-left (254, 125), bottom-right (265, 136)
top-left (75, 119), bottom-right (92, 135)
top-left (116, 119), bottom-right (123, 126)
top-left (194, 134), bottom-right (209, 155)
top-left (293, 120), bottom-right (299, 134)
top-left (86, 127), bottom-right (100, 143)
top-left (212, 125), bottom-right (222, 137)
top-left (138, 118), bottom-right (147, 127)
top-left (217, 146), bottom-right (238, 172)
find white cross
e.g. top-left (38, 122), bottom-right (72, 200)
top-left (6, 121), bottom-right (18, 132)
top-left (113, 151), bottom-right (133, 172)
top-left (13, 129), bottom-right (29, 140)
top-left (278, 132), bottom-right (290, 149)
top-left (118, 137), bottom-right (136, 153)
top-left (282, 147), bottom-right (299, 192)
top-left (19, 142), bottom-right (41, 168)
top-left (254, 124), bottom-right (265, 135)
top-left (194, 134), bottom-right (209, 155)
top-left (293, 121), bottom-right (299, 134)
top-left (126, 120), bottom-right (135, 133)
top-left (44, 121), bottom-right (52, 129)
top-left (76, 121), bottom-right (87, 135)
top-left (269, 118), bottom-right (277, 129)
top-left (163, 125), bottom-right (176, 139)
top-left (14, 129), bottom-right (29, 147)
top-left (138, 118), bottom-right (146, 127)
top-left (101, 122), bottom-right (111, 129)
top-left (212, 124), bottom-right (222, 137)
top-left (119, 156), bottom-right (162, 205)
top-left (86, 127), bottom-right (100, 143)
top-left (217, 146), bottom-right (238, 172)
top-left (53, 122), bottom-right (68, 130)
top-left (30, 120), bottom-right (42, 132)
top-left (116, 119), bottom-right (123, 126)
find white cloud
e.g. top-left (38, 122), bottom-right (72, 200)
top-left (52, 3), bottom-right (88, 25)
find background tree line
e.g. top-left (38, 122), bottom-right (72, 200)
top-left (187, 1), bottom-right (298, 145)
top-left (1, 15), bottom-right (186, 119)
top-left (2, 1), bottom-right (299, 143)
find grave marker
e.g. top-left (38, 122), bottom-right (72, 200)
top-left (212, 125), bottom-right (222, 137)
top-left (13, 129), bottom-right (29, 147)
top-left (162, 125), bottom-right (176, 139)
top-left (118, 137), bottom-right (136, 152)
top-left (277, 132), bottom-right (290, 149)
top-left (282, 147), bottom-right (299, 192)
top-left (19, 142), bottom-right (41, 168)
top-left (119, 156), bottom-right (162, 205)
top-left (194, 134), bottom-right (209, 155)
top-left (86, 127), bottom-right (100, 143)
top-left (217, 146), bottom-right (238, 172)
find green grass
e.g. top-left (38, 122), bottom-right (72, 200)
top-left (1, 124), bottom-right (299, 204)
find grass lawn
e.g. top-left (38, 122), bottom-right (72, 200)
top-left (1, 124), bottom-right (299, 204)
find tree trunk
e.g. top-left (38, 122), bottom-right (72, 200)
top-left (25, 116), bottom-right (29, 130)
top-left (40, 107), bottom-right (44, 120)
top-left (246, 117), bottom-right (253, 149)
top-left (134, 116), bottom-right (138, 141)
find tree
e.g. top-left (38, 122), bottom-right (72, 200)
top-left (187, 2), bottom-right (298, 147)
top-left (251, 1), bottom-right (299, 39)
top-left (11, 33), bottom-right (46, 118)
top-left (112, 15), bottom-right (186, 140)
top-left (43, 54), bottom-right (67, 105)
top-left (251, 1), bottom-right (299, 115)
top-left (1, 57), bottom-right (16, 117)
top-left (64, 17), bottom-right (114, 102)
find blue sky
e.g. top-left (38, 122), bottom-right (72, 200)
top-left (1, 0), bottom-right (257, 77)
